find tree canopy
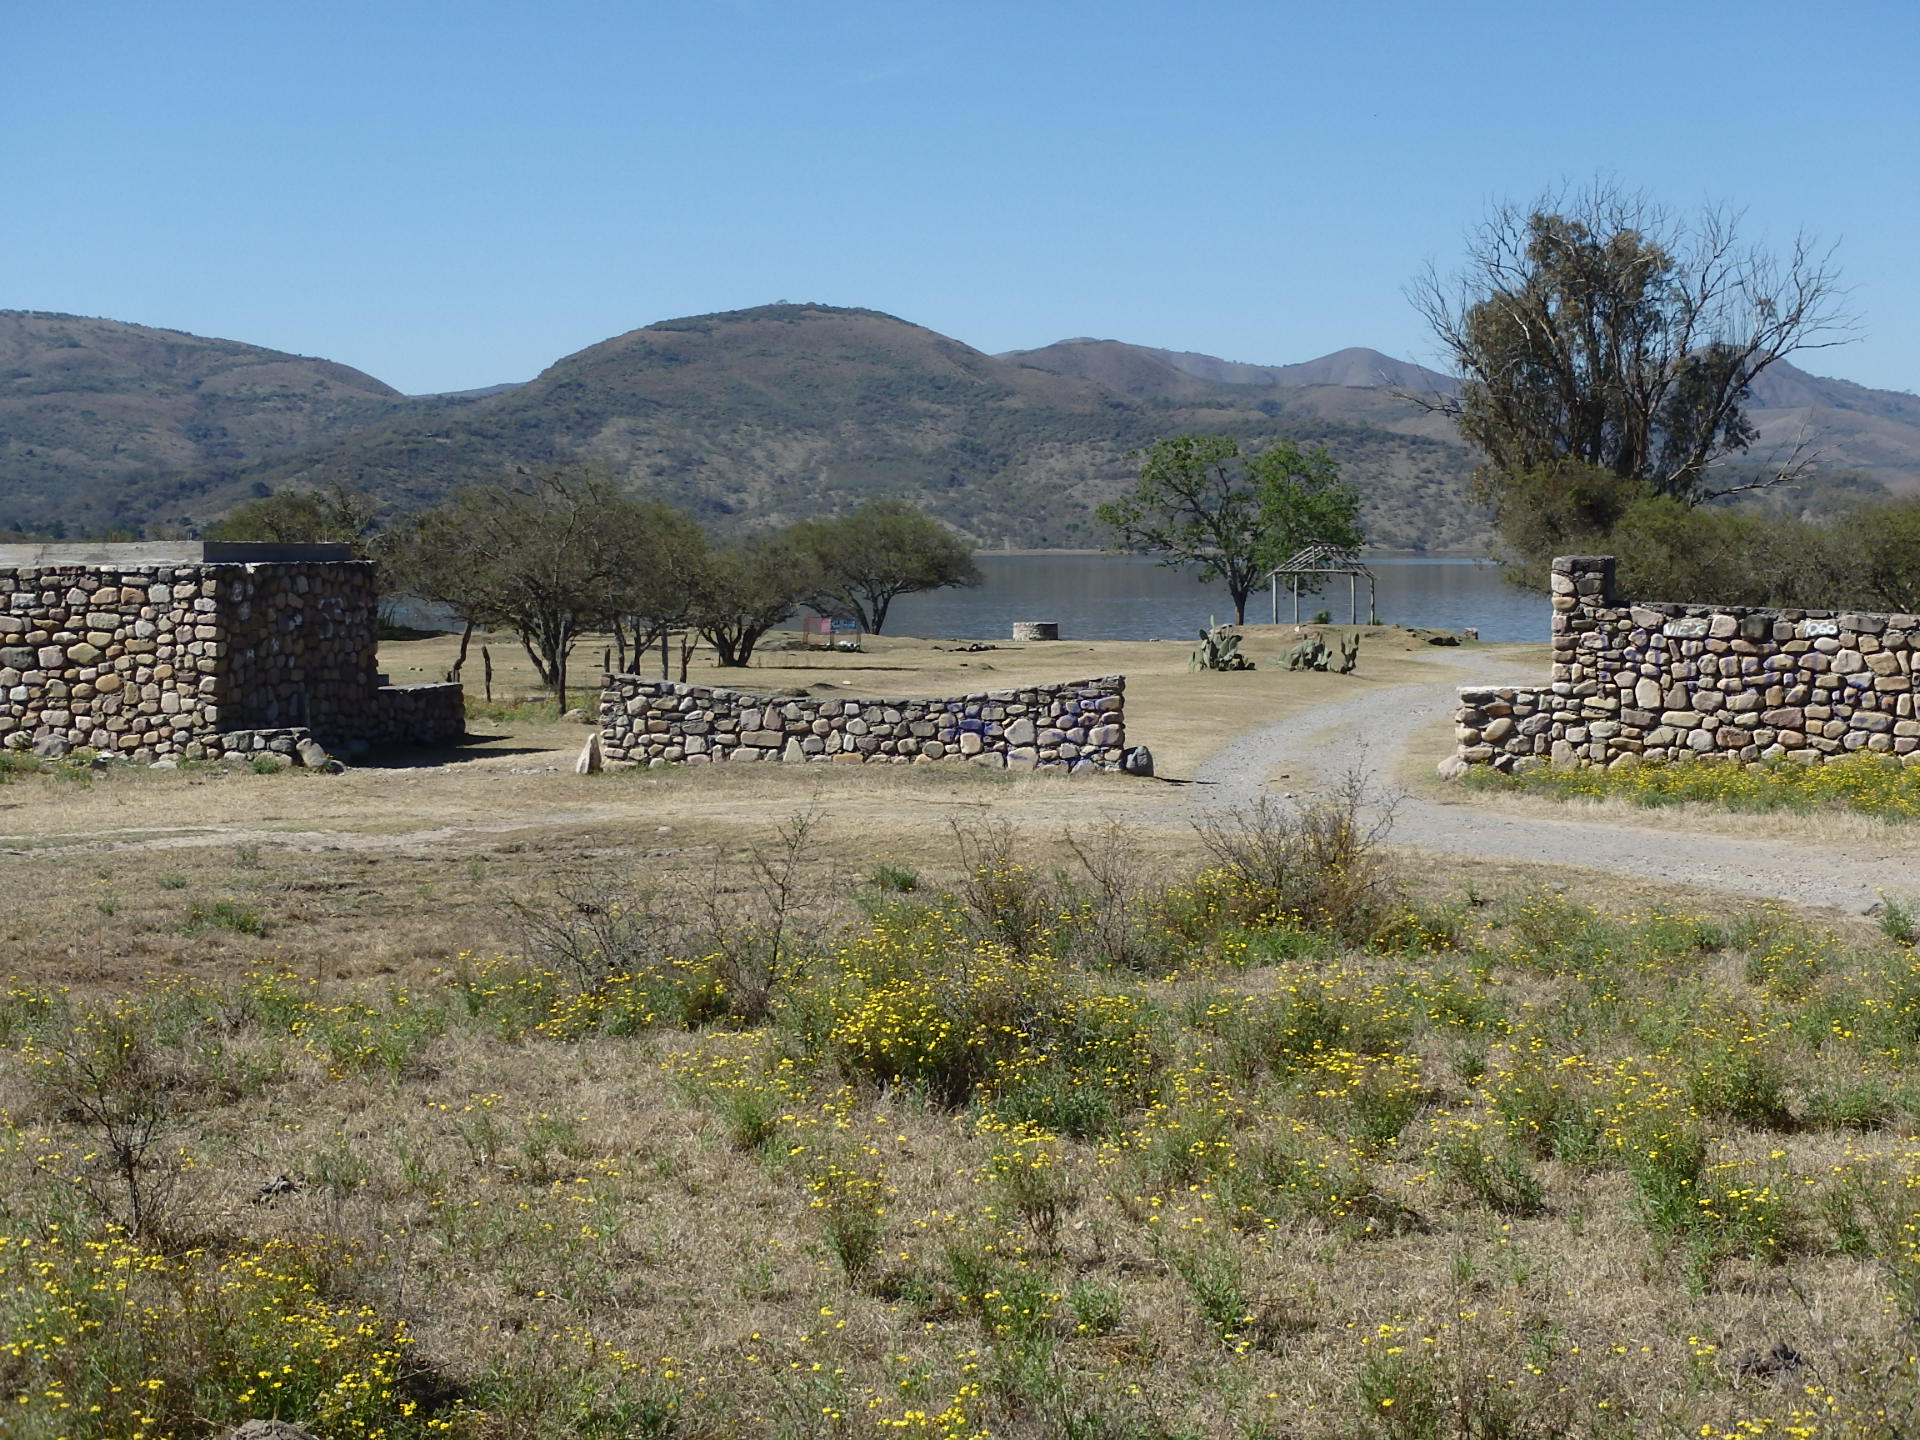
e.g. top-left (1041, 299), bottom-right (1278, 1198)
top-left (1411, 183), bottom-right (1851, 551)
top-left (1096, 435), bottom-right (1365, 625)
top-left (789, 499), bottom-right (980, 634)
top-left (205, 485), bottom-right (380, 554)
top-left (388, 468), bottom-right (688, 709)
top-left (693, 533), bottom-right (817, 667)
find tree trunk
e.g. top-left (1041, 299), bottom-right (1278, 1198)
top-left (449, 621), bottom-right (474, 681)
top-left (706, 626), bottom-right (749, 666)
top-left (725, 625), bottom-right (771, 672)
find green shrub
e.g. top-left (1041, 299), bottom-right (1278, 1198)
top-left (1170, 1238), bottom-right (1253, 1347)
top-left (0, 1234), bottom-right (440, 1440)
top-left (1882, 895), bottom-right (1920, 947)
top-left (1626, 1129), bottom-right (1708, 1242)
top-left (983, 1129), bottom-right (1076, 1250)
top-left (181, 899), bottom-right (267, 937)
top-left (1432, 1133), bottom-right (1546, 1216)
top-left (808, 1156), bottom-right (888, 1281)
top-left (1067, 1280), bottom-right (1125, 1337)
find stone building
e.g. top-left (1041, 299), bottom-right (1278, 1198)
top-left (0, 541), bottom-right (464, 762)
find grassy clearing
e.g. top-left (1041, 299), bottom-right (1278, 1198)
top-left (8, 795), bottom-right (1920, 1438)
top-left (1465, 751), bottom-right (1920, 823)
top-left (464, 695), bottom-right (565, 726)
top-left (397, 622), bottom-right (1474, 781)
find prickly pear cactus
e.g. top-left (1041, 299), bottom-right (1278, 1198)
top-left (1190, 627), bottom-right (1255, 672)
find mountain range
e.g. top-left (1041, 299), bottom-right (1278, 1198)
top-left (3, 304), bottom-right (1916, 552)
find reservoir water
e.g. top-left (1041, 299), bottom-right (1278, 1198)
top-left (392, 554), bottom-right (1548, 644)
top-left (877, 553), bottom-right (1547, 642)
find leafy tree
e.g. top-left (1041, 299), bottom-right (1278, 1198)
top-left (695, 533), bottom-right (817, 667)
top-left (391, 469), bottom-right (692, 709)
top-left (603, 504), bottom-right (711, 674)
top-left (1410, 182), bottom-right (1850, 559)
top-left (1096, 435), bottom-right (1365, 625)
top-left (1499, 484), bottom-right (1920, 614)
top-left (206, 485), bottom-right (380, 554)
top-left (1248, 437), bottom-right (1365, 565)
top-left (790, 499), bottom-right (980, 634)
top-left (1832, 498), bottom-right (1920, 613)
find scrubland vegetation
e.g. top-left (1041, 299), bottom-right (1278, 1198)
top-left (7, 785), bottom-right (1920, 1440)
top-left (1465, 752), bottom-right (1920, 824)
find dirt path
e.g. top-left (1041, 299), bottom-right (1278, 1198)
top-left (1152, 647), bottom-right (1920, 916)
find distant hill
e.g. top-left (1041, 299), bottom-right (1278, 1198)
top-left (155, 305), bottom-right (1492, 551)
top-left (0, 311), bottom-right (417, 533)
top-left (1737, 362), bottom-right (1920, 495)
top-left (1002, 337), bottom-right (1454, 396)
top-left (1008, 337), bottom-right (1920, 507)
top-left (1153, 343), bottom-right (1458, 393)
top-left (5, 304), bottom-right (1917, 551)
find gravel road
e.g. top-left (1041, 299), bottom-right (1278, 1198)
top-left (1149, 647), bottom-right (1920, 915)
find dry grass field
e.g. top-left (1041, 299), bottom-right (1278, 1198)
top-left (0, 624), bottom-right (1459, 989)
top-left (6, 625), bottom-right (1920, 1440)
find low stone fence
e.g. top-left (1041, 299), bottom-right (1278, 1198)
top-left (1457, 555), bottom-right (1920, 770)
top-left (369, 683), bottom-right (466, 747)
top-left (600, 675), bottom-right (1127, 771)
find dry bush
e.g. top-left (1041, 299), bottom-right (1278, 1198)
top-left (1195, 770), bottom-right (1401, 943)
top-left (506, 807), bottom-right (839, 1023)
top-left (27, 1010), bottom-right (207, 1243)
top-left (1058, 821), bottom-right (1179, 973)
top-left (948, 817), bottom-right (1063, 954)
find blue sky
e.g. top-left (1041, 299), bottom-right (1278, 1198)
top-left (6, 1), bottom-right (1915, 395)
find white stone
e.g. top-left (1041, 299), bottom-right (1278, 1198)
top-left (574, 733), bottom-right (603, 775)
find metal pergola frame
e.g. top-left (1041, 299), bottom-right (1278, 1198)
top-left (1266, 543), bottom-right (1377, 625)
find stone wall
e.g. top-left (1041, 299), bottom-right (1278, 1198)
top-left (370, 683), bottom-right (467, 747)
top-left (1456, 555), bottom-right (1920, 770)
top-left (600, 675), bottom-right (1127, 771)
top-left (220, 562), bottom-right (381, 735)
top-left (0, 544), bottom-right (464, 762)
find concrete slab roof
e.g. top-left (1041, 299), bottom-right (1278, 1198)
top-left (0, 541), bottom-right (359, 567)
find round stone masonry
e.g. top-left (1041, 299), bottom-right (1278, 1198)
top-left (1459, 556), bottom-right (1920, 772)
top-left (599, 674), bottom-right (1129, 773)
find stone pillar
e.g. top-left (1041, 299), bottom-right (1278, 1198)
top-left (1549, 554), bottom-right (1615, 646)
